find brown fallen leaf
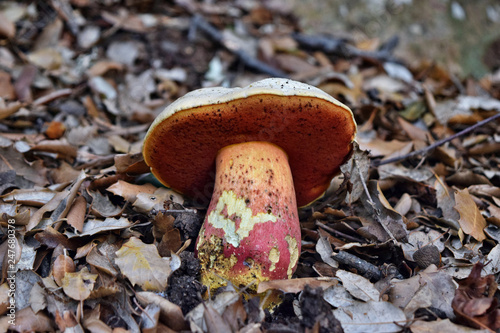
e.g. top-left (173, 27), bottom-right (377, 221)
top-left (65, 217), bottom-right (132, 238)
top-left (203, 302), bottom-right (233, 333)
top-left (13, 64), bottom-right (36, 103)
top-left (0, 12), bottom-right (15, 39)
top-left (87, 60), bottom-right (124, 77)
top-left (62, 267), bottom-right (98, 301)
top-left (452, 263), bottom-right (500, 331)
top-left (136, 291), bottom-right (187, 331)
top-left (115, 237), bottom-right (174, 291)
top-left (454, 188), bottom-right (487, 241)
top-left (133, 187), bottom-right (184, 213)
top-left (107, 180), bottom-right (157, 202)
top-left (28, 48), bottom-right (63, 70)
top-left (0, 101), bottom-right (22, 120)
top-left (0, 71), bottom-right (15, 100)
top-left (66, 196), bottom-right (87, 232)
top-left (52, 254), bottom-right (76, 286)
top-left (27, 171), bottom-right (86, 230)
top-left (257, 277), bottom-right (338, 294)
top-left (82, 305), bottom-right (113, 333)
top-left (2, 188), bottom-right (57, 206)
top-left (3, 306), bottom-right (55, 332)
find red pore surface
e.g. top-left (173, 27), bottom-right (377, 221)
top-left (144, 94), bottom-right (356, 207)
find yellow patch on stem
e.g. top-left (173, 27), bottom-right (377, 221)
top-left (285, 235), bottom-right (299, 278)
top-left (268, 247), bottom-right (280, 272)
top-left (208, 190), bottom-right (277, 247)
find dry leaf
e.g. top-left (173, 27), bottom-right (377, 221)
top-left (257, 277), bottom-right (338, 294)
top-left (336, 269), bottom-right (380, 302)
top-left (136, 291), bottom-right (187, 331)
top-left (333, 301), bottom-right (406, 333)
top-left (28, 48), bottom-right (63, 70)
top-left (410, 319), bottom-right (488, 333)
top-left (454, 188), bottom-right (487, 241)
top-left (65, 217), bottom-right (132, 238)
top-left (61, 267), bottom-right (98, 301)
top-left (4, 306), bottom-right (55, 332)
top-left (115, 237), bottom-right (174, 291)
top-left (66, 196), bottom-right (87, 232)
top-left (107, 180), bottom-right (156, 202)
top-left (0, 71), bottom-right (15, 100)
top-left (0, 12), bottom-right (15, 38)
top-left (133, 187), bottom-right (184, 213)
top-left (52, 254), bottom-right (76, 286)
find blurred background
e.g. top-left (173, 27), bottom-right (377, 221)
top-left (290, 0), bottom-right (500, 78)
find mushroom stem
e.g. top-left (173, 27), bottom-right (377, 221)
top-left (196, 141), bottom-right (301, 292)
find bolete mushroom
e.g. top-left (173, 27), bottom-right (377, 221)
top-left (143, 78), bottom-right (356, 293)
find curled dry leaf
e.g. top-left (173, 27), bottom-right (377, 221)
top-left (52, 254), bottom-right (76, 286)
top-left (133, 187), bottom-right (184, 213)
top-left (3, 306), bottom-right (55, 333)
top-left (257, 277), bottom-right (338, 294)
top-left (410, 319), bottom-right (489, 333)
top-left (390, 264), bottom-right (455, 318)
top-left (336, 269), bottom-right (380, 302)
top-left (61, 267), bottom-right (98, 301)
top-left (27, 171), bottom-right (86, 231)
top-left (65, 217), bottom-right (131, 238)
top-left (333, 300), bottom-right (406, 333)
top-left (115, 237), bottom-right (175, 291)
top-left (0, 12), bottom-right (15, 39)
top-left (2, 188), bottom-right (57, 206)
top-left (107, 180), bottom-right (157, 202)
top-left (452, 263), bottom-right (500, 331)
top-left (0, 101), bottom-right (22, 120)
top-left (66, 196), bottom-right (87, 232)
top-left (136, 291), bottom-right (187, 331)
top-left (88, 190), bottom-right (123, 217)
top-left (454, 188), bottom-right (487, 241)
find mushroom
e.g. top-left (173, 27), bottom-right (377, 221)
top-left (143, 78), bottom-right (356, 293)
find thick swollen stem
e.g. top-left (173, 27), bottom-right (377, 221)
top-left (196, 141), bottom-right (301, 292)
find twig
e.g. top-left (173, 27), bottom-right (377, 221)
top-left (332, 251), bottom-right (382, 280)
top-left (315, 221), bottom-right (366, 244)
top-left (332, 251), bottom-right (405, 281)
top-left (189, 15), bottom-right (288, 78)
top-left (293, 33), bottom-right (400, 63)
top-left (372, 112), bottom-right (500, 167)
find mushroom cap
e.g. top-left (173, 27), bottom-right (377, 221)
top-left (143, 78), bottom-right (356, 207)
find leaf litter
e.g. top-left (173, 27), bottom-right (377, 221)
top-left (0, 1), bottom-right (499, 332)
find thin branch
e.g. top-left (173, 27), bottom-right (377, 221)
top-left (372, 112), bottom-right (500, 167)
top-left (190, 15), bottom-right (288, 78)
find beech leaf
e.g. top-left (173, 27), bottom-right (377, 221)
top-left (61, 267), bottom-right (98, 301)
top-left (454, 188), bottom-right (487, 241)
top-left (115, 237), bottom-right (175, 291)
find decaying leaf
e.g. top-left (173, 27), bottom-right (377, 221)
top-left (115, 237), bottom-right (176, 291)
top-left (52, 254), bottom-right (76, 286)
top-left (133, 187), bottom-right (184, 213)
top-left (390, 265), bottom-right (455, 318)
top-left (136, 291), bottom-right (187, 331)
top-left (452, 263), bottom-right (500, 331)
top-left (61, 267), bottom-right (98, 301)
top-left (107, 180), bottom-right (156, 202)
top-left (410, 319), bottom-right (490, 333)
top-left (65, 217), bottom-right (132, 238)
top-left (257, 277), bottom-right (338, 294)
top-left (336, 269), bottom-right (380, 302)
top-left (333, 300), bottom-right (406, 333)
top-left (454, 188), bottom-right (487, 241)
